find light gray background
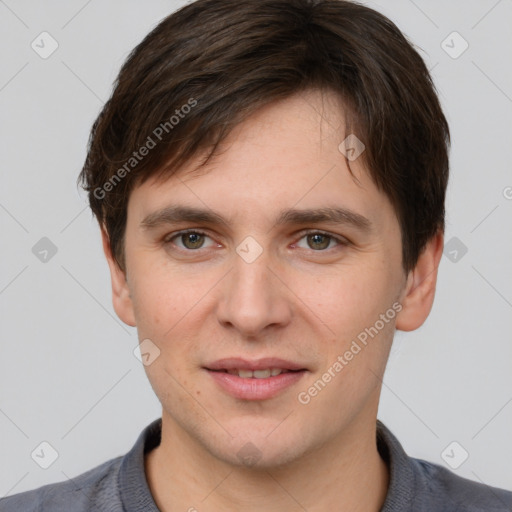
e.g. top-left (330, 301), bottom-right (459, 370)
top-left (1, 0), bottom-right (511, 498)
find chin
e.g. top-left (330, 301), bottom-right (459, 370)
top-left (206, 419), bottom-right (310, 470)
top-left (215, 438), bottom-right (307, 470)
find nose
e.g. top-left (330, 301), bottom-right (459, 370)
top-left (215, 248), bottom-right (293, 339)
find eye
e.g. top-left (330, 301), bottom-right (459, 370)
top-left (165, 230), bottom-right (217, 251)
top-left (163, 229), bottom-right (348, 253)
top-left (294, 231), bottom-right (348, 251)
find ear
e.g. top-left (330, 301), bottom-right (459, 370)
top-left (395, 230), bottom-right (444, 332)
top-left (101, 227), bottom-right (136, 327)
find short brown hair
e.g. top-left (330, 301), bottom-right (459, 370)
top-left (78, 0), bottom-right (450, 274)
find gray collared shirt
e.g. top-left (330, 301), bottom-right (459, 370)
top-left (1, 418), bottom-right (510, 511)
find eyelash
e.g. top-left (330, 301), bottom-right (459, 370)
top-left (163, 228), bottom-right (349, 253)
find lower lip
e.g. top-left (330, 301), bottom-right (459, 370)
top-left (206, 370), bottom-right (307, 400)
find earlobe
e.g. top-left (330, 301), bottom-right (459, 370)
top-left (395, 231), bottom-right (444, 332)
top-left (101, 227), bottom-right (137, 327)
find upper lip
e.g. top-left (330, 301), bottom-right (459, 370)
top-left (205, 357), bottom-right (307, 371)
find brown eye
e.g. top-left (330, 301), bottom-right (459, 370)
top-left (165, 230), bottom-right (215, 251)
top-left (295, 231), bottom-right (346, 251)
top-left (306, 233), bottom-right (331, 250)
top-left (180, 232), bottom-right (205, 249)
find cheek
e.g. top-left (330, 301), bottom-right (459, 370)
top-left (129, 269), bottom-right (212, 375)
top-left (295, 262), bottom-right (395, 340)
top-left (128, 262), bottom-right (198, 336)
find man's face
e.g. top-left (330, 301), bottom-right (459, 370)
top-left (115, 89), bottom-right (409, 467)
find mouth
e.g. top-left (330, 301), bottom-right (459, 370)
top-left (212, 368), bottom-right (298, 378)
top-left (204, 357), bottom-right (308, 400)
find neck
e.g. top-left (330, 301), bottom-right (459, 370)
top-left (145, 411), bottom-right (389, 512)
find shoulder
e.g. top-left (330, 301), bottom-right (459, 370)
top-left (0, 418), bottom-right (162, 512)
top-left (377, 420), bottom-right (512, 512)
top-left (411, 457), bottom-right (512, 512)
top-left (0, 455), bottom-right (124, 512)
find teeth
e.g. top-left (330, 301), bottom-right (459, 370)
top-left (253, 369), bottom-right (271, 379)
top-left (225, 368), bottom-right (288, 378)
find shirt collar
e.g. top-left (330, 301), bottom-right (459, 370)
top-left (376, 419), bottom-right (416, 511)
top-left (119, 417), bottom-right (162, 512)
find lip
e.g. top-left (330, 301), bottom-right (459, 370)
top-left (205, 357), bottom-right (307, 372)
top-left (204, 357), bottom-right (308, 401)
top-left (206, 369), bottom-right (307, 400)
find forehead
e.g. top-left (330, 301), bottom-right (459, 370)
top-left (127, 90), bottom-right (396, 231)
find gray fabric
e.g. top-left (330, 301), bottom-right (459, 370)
top-left (1, 418), bottom-right (510, 511)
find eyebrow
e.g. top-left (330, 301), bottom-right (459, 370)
top-left (140, 205), bottom-right (373, 233)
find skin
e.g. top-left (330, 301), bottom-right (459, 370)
top-left (102, 88), bottom-right (443, 511)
